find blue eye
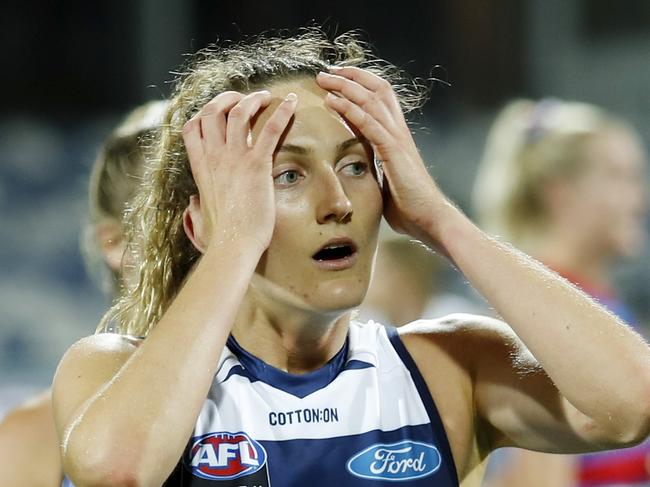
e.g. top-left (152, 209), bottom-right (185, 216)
top-left (275, 170), bottom-right (301, 185)
top-left (342, 162), bottom-right (367, 176)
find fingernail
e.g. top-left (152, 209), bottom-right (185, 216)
top-left (329, 66), bottom-right (342, 71)
top-left (317, 71), bottom-right (330, 77)
top-left (325, 93), bottom-right (338, 102)
top-left (285, 92), bottom-right (298, 102)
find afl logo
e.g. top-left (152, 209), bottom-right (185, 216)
top-left (184, 431), bottom-right (267, 480)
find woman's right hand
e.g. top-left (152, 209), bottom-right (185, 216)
top-left (182, 90), bottom-right (298, 255)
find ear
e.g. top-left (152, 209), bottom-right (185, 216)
top-left (183, 195), bottom-right (209, 254)
top-left (96, 220), bottom-right (126, 274)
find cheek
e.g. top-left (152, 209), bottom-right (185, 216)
top-left (262, 199), bottom-right (311, 269)
top-left (352, 179), bottom-right (384, 219)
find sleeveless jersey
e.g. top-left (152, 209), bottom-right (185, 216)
top-left (65, 321), bottom-right (459, 486)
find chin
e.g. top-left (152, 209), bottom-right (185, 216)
top-left (308, 278), bottom-right (368, 314)
top-left (613, 227), bottom-right (646, 258)
top-left (618, 239), bottom-right (645, 259)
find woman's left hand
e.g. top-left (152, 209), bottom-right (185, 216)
top-left (316, 67), bottom-right (453, 247)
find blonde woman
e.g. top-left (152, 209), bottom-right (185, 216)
top-left (474, 99), bottom-right (650, 487)
top-left (53, 32), bottom-right (650, 487)
top-left (0, 100), bottom-right (166, 487)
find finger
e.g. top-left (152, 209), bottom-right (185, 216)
top-left (316, 72), bottom-right (397, 131)
top-left (182, 117), bottom-right (204, 185)
top-left (329, 66), bottom-right (387, 90)
top-left (317, 71), bottom-right (373, 104)
top-left (199, 91), bottom-right (244, 152)
top-left (254, 93), bottom-right (299, 159)
top-left (225, 91), bottom-right (272, 150)
top-left (328, 66), bottom-right (404, 120)
top-left (324, 93), bottom-right (390, 148)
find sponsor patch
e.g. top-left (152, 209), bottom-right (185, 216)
top-left (347, 440), bottom-right (441, 481)
top-left (185, 431), bottom-right (267, 481)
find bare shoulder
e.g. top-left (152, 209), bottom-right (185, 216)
top-left (54, 333), bottom-right (141, 389)
top-left (0, 391), bottom-right (61, 486)
top-left (398, 313), bottom-right (534, 379)
top-left (0, 389), bottom-right (52, 427)
top-left (394, 314), bottom-right (526, 477)
top-left (52, 333), bottom-right (141, 435)
top-left (0, 391), bottom-right (53, 445)
top-left (398, 313), bottom-right (517, 350)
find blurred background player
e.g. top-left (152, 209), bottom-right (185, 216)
top-left (0, 100), bottom-right (167, 487)
top-left (473, 98), bottom-right (650, 487)
top-left (359, 224), bottom-right (485, 326)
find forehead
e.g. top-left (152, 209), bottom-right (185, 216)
top-left (251, 78), bottom-right (357, 146)
top-left (587, 128), bottom-right (646, 174)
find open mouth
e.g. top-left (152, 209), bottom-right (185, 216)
top-left (312, 244), bottom-right (355, 261)
top-left (311, 239), bottom-right (358, 266)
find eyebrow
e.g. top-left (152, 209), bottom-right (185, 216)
top-left (276, 137), bottom-right (366, 156)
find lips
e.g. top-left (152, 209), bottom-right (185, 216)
top-left (311, 237), bottom-right (359, 270)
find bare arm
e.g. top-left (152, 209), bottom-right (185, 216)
top-left (53, 90), bottom-right (298, 487)
top-left (441, 217), bottom-right (650, 451)
top-left (317, 66), bottom-right (650, 453)
top-left (53, 247), bottom-right (259, 486)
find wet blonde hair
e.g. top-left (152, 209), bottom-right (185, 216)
top-left (472, 98), bottom-right (625, 247)
top-left (102, 29), bottom-right (428, 336)
top-left (83, 100), bottom-right (168, 296)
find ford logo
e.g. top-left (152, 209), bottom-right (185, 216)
top-left (347, 440), bottom-right (441, 481)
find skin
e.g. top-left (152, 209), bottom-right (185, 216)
top-left (0, 391), bottom-right (61, 487)
top-left (52, 71), bottom-right (650, 487)
top-left (535, 127), bottom-right (648, 285)
top-left (227, 79), bottom-right (383, 370)
top-left (95, 219), bottom-right (127, 277)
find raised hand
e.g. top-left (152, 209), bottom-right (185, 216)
top-left (316, 68), bottom-right (451, 248)
top-left (182, 90), bottom-right (298, 254)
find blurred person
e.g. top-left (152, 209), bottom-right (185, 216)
top-left (0, 100), bottom-right (167, 487)
top-left (359, 225), bottom-right (485, 326)
top-left (49, 30), bottom-right (650, 487)
top-left (83, 100), bottom-right (169, 299)
top-left (473, 98), bottom-right (650, 487)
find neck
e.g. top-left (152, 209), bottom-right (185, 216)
top-left (528, 226), bottom-right (612, 288)
top-left (231, 281), bottom-right (351, 375)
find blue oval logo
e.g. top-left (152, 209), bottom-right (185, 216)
top-left (347, 440), bottom-right (441, 481)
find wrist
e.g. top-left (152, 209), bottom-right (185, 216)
top-left (203, 235), bottom-right (266, 268)
top-left (423, 202), bottom-right (478, 262)
top-left (205, 228), bottom-right (268, 258)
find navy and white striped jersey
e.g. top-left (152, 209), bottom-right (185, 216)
top-left (165, 320), bottom-right (458, 486)
top-left (64, 320), bottom-right (459, 486)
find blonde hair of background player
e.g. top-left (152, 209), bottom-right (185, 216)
top-left (0, 99), bottom-right (167, 487)
top-left (83, 100), bottom-right (169, 297)
top-left (473, 99), bottom-right (646, 260)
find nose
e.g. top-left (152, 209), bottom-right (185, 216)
top-left (316, 169), bottom-right (354, 224)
